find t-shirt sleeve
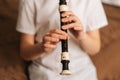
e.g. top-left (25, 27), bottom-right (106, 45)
top-left (86, 0), bottom-right (108, 31)
top-left (16, 0), bottom-right (35, 35)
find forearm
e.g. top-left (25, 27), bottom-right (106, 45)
top-left (78, 32), bottom-right (101, 55)
top-left (20, 42), bottom-right (45, 61)
top-left (20, 29), bottom-right (68, 61)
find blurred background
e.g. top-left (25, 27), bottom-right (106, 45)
top-left (0, 0), bottom-right (120, 80)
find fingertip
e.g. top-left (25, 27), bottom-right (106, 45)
top-left (62, 26), bottom-right (67, 30)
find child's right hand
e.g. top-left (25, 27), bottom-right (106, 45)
top-left (42, 29), bottom-right (68, 53)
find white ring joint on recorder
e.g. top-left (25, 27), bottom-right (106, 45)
top-left (59, 5), bottom-right (69, 12)
top-left (61, 52), bottom-right (69, 60)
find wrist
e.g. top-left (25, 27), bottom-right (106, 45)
top-left (37, 42), bottom-right (46, 58)
top-left (77, 31), bottom-right (87, 41)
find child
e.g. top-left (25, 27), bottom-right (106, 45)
top-left (16, 0), bottom-right (108, 80)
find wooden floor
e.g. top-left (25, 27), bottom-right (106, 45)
top-left (0, 0), bottom-right (120, 80)
top-left (92, 4), bottom-right (120, 80)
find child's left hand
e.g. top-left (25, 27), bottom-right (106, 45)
top-left (61, 11), bottom-right (84, 40)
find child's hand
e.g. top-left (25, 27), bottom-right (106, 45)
top-left (61, 11), bottom-right (84, 40)
top-left (42, 29), bottom-right (68, 53)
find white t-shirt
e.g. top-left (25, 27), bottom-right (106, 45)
top-left (16, 0), bottom-right (108, 80)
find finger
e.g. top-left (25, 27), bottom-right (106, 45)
top-left (69, 15), bottom-right (80, 23)
top-left (43, 42), bottom-right (57, 53)
top-left (44, 36), bottom-right (59, 42)
top-left (51, 29), bottom-right (68, 36)
top-left (73, 26), bottom-right (83, 31)
top-left (44, 42), bottom-right (56, 49)
top-left (50, 29), bottom-right (69, 40)
top-left (44, 48), bottom-right (51, 53)
top-left (62, 23), bottom-right (83, 30)
top-left (50, 33), bottom-right (67, 40)
top-left (61, 11), bottom-right (74, 17)
top-left (62, 15), bottom-right (79, 23)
